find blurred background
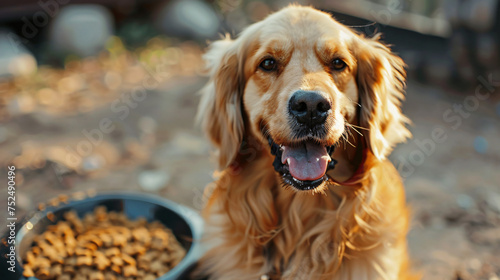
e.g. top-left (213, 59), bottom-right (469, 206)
top-left (0, 0), bottom-right (499, 279)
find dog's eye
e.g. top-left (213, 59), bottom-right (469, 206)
top-left (331, 59), bottom-right (347, 71)
top-left (259, 58), bottom-right (277, 72)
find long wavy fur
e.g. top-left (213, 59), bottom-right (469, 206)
top-left (195, 5), bottom-right (419, 280)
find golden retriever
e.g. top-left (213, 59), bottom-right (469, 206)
top-left (195, 5), bottom-right (417, 280)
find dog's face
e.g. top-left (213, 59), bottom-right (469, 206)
top-left (198, 6), bottom-right (410, 192)
top-left (242, 9), bottom-right (359, 190)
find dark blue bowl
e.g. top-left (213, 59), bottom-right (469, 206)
top-left (0, 192), bottom-right (204, 280)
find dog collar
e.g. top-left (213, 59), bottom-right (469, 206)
top-left (329, 148), bottom-right (369, 187)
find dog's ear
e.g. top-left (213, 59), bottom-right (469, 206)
top-left (197, 36), bottom-right (245, 169)
top-left (355, 35), bottom-right (411, 160)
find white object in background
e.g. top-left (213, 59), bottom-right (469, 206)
top-left (49, 5), bottom-right (114, 57)
top-left (0, 31), bottom-right (37, 77)
top-left (155, 0), bottom-right (220, 39)
top-left (138, 170), bottom-right (171, 192)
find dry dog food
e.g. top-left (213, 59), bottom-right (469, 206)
top-left (22, 206), bottom-right (186, 280)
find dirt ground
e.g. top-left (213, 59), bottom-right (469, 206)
top-left (1, 40), bottom-right (500, 280)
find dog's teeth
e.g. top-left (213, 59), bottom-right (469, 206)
top-left (292, 177), bottom-right (302, 184)
top-left (287, 158), bottom-right (291, 165)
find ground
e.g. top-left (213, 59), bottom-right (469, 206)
top-left (0, 40), bottom-right (499, 280)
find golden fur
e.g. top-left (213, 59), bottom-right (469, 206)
top-left (195, 5), bottom-right (418, 280)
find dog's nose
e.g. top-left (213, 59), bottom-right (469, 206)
top-left (288, 90), bottom-right (331, 127)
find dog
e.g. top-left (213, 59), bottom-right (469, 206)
top-left (195, 5), bottom-right (417, 280)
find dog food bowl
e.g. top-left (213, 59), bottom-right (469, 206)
top-left (0, 192), bottom-right (204, 280)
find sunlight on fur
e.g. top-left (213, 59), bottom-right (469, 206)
top-left (195, 5), bottom-right (419, 280)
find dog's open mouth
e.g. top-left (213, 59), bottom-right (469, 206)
top-left (268, 138), bottom-right (337, 191)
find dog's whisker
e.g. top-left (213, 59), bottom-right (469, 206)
top-left (344, 122), bottom-right (363, 136)
top-left (343, 117), bottom-right (366, 137)
top-left (347, 123), bottom-right (369, 131)
top-left (341, 130), bottom-right (356, 148)
top-left (340, 133), bottom-right (348, 149)
top-left (339, 133), bottom-right (345, 150)
top-left (344, 124), bottom-right (355, 140)
top-left (344, 95), bottom-right (362, 108)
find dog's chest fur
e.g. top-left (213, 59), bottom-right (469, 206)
top-left (200, 157), bottom-right (408, 280)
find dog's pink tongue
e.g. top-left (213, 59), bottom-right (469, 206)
top-left (281, 142), bottom-right (330, 181)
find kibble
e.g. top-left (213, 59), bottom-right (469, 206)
top-left (23, 206), bottom-right (186, 279)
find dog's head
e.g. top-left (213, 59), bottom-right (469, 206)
top-left (198, 5), bottom-right (410, 192)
